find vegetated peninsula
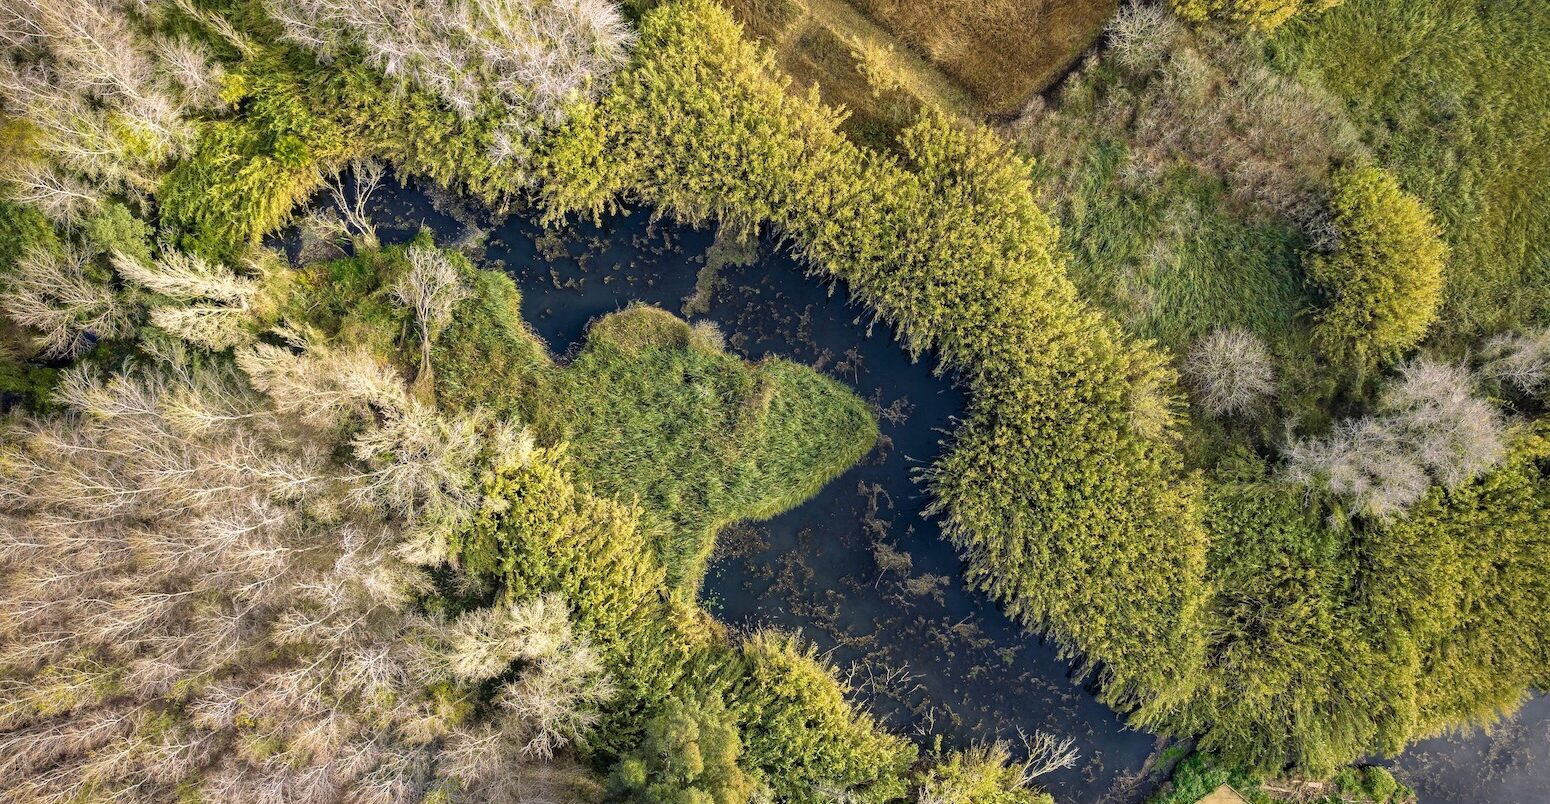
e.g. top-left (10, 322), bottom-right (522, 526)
top-left (0, 1), bottom-right (1545, 803)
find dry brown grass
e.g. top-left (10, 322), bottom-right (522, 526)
top-left (846, 0), bottom-right (1118, 113)
top-left (719, 0), bottom-right (980, 147)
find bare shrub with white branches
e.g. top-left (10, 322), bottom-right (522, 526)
top-left (0, 341), bottom-right (607, 802)
top-left (266, 0), bottom-right (634, 180)
top-left (914, 731), bottom-right (1077, 804)
top-left (1286, 357), bottom-right (1507, 518)
top-left (0, 244), bottom-right (133, 358)
top-left (1184, 328), bottom-right (1276, 418)
top-left (114, 248), bottom-right (263, 349)
top-left (1481, 329), bottom-right (1550, 398)
top-left (0, 0), bottom-right (223, 220)
top-left (1106, 1), bottom-right (1181, 73)
top-left (328, 158), bottom-right (386, 250)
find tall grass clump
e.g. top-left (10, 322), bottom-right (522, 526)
top-left (538, 0), bottom-right (1209, 711)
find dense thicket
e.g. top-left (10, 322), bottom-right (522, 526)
top-left (538, 0), bottom-right (1209, 713)
top-left (1151, 423), bottom-right (1550, 774)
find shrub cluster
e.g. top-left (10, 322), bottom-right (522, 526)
top-left (1310, 166), bottom-right (1447, 367)
top-left (1149, 419), bottom-right (1550, 775)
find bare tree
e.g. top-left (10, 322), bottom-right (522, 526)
top-left (328, 158), bottom-right (386, 250)
top-left (0, 244), bottom-right (132, 358)
top-left (0, 341), bottom-right (611, 802)
top-left (395, 243), bottom-right (471, 378)
top-left (1481, 329), bottom-right (1550, 397)
top-left (0, 0), bottom-right (219, 211)
top-left (1286, 357), bottom-right (1506, 518)
top-left (1106, 1), bottom-right (1179, 72)
top-left (1014, 729), bottom-right (1079, 782)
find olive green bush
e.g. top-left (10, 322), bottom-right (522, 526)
top-left (1309, 165), bottom-right (1447, 366)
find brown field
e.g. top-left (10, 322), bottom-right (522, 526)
top-left (846, 0), bottom-right (1118, 113)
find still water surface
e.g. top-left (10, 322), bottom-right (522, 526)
top-left (358, 176), bottom-right (1548, 803)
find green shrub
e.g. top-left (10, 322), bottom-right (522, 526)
top-left (1147, 751), bottom-right (1270, 804)
top-left (1173, 0), bottom-right (1343, 31)
top-left (1310, 166), bottom-right (1446, 366)
top-left (607, 692), bottom-right (754, 803)
top-left (538, 0), bottom-right (1209, 715)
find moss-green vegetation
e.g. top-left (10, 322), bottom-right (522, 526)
top-left (530, 306), bottom-right (876, 589)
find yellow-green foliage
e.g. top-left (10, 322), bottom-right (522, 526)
top-left (1310, 166), bottom-right (1447, 365)
top-left (608, 692), bottom-right (754, 803)
top-left (705, 630), bottom-right (913, 801)
top-left (1148, 426), bottom-right (1550, 774)
top-left (458, 451), bottom-right (915, 801)
top-left (1173, 0), bottom-right (1342, 31)
top-left (538, 0), bottom-right (1208, 712)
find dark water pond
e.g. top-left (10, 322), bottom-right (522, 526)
top-left (346, 176), bottom-right (1548, 803)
